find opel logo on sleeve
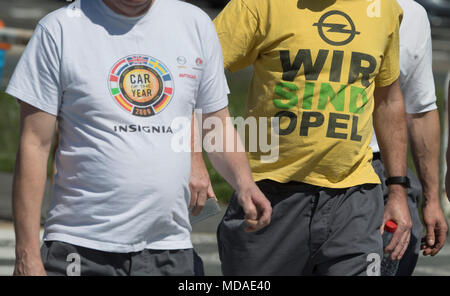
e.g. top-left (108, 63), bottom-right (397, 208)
top-left (313, 10), bottom-right (360, 46)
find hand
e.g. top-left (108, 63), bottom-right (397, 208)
top-left (382, 185), bottom-right (412, 261)
top-left (236, 183), bottom-right (272, 232)
top-left (14, 255), bottom-right (47, 276)
top-left (421, 200), bottom-right (448, 256)
top-left (189, 153), bottom-right (216, 216)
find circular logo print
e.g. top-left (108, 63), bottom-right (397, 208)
top-left (313, 10), bottom-right (360, 46)
top-left (177, 56), bottom-right (187, 65)
top-left (195, 58), bottom-right (203, 67)
top-left (108, 55), bottom-right (174, 117)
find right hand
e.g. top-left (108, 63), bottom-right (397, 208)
top-left (189, 152), bottom-right (216, 216)
top-left (382, 185), bottom-right (412, 261)
top-left (14, 256), bottom-right (47, 276)
top-left (236, 183), bottom-right (272, 232)
top-left (421, 200), bottom-right (448, 256)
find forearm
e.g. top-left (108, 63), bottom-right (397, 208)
top-left (407, 110), bottom-right (440, 203)
top-left (203, 108), bottom-right (254, 191)
top-left (374, 82), bottom-right (408, 179)
top-left (208, 148), bottom-right (253, 191)
top-left (13, 102), bottom-right (55, 261)
top-left (13, 143), bottom-right (50, 258)
top-left (447, 83), bottom-right (450, 181)
top-left (202, 108), bottom-right (271, 230)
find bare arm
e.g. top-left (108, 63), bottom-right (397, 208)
top-left (374, 80), bottom-right (408, 184)
top-left (408, 110), bottom-right (448, 256)
top-left (190, 113), bottom-right (216, 216)
top-left (202, 107), bottom-right (272, 232)
top-left (408, 110), bottom-right (440, 203)
top-left (13, 102), bottom-right (56, 276)
top-left (446, 81), bottom-right (450, 202)
top-left (373, 80), bottom-right (412, 260)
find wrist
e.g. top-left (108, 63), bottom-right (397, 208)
top-left (422, 190), bottom-right (439, 202)
top-left (15, 241), bottom-right (41, 259)
top-left (387, 184), bottom-right (407, 197)
top-left (385, 176), bottom-right (410, 188)
top-left (15, 248), bottom-right (41, 263)
top-left (236, 176), bottom-right (255, 192)
top-left (422, 197), bottom-right (442, 207)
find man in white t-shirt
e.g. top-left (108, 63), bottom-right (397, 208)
top-left (6, 0), bottom-right (271, 276)
top-left (371, 0), bottom-right (448, 275)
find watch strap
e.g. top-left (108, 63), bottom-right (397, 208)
top-left (385, 176), bottom-right (410, 188)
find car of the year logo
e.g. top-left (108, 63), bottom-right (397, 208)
top-left (108, 55), bottom-right (174, 117)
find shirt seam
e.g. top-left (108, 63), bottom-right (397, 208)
top-left (240, 0), bottom-right (263, 45)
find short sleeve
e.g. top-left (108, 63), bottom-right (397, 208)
top-left (400, 14), bottom-right (437, 114)
top-left (375, 4), bottom-right (403, 87)
top-left (5, 24), bottom-right (61, 116)
top-left (195, 18), bottom-right (230, 114)
top-left (213, 0), bottom-right (260, 72)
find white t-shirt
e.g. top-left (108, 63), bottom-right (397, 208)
top-left (6, 0), bottom-right (229, 252)
top-left (370, 0), bottom-right (437, 153)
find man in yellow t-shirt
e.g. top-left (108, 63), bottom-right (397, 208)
top-left (192, 0), bottom-right (413, 275)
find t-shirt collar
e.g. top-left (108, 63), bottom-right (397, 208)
top-left (96, 0), bottom-right (158, 24)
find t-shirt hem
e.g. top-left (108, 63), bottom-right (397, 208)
top-left (43, 233), bottom-right (193, 253)
top-left (252, 172), bottom-right (381, 189)
top-left (5, 86), bottom-right (59, 116)
top-left (405, 101), bottom-right (437, 114)
top-left (196, 99), bottom-right (228, 114)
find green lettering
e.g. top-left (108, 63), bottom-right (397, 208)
top-left (350, 86), bottom-right (368, 114)
top-left (302, 82), bottom-right (315, 110)
top-left (318, 83), bottom-right (346, 112)
top-left (273, 82), bottom-right (299, 109)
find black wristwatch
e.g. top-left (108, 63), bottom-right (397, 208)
top-left (385, 176), bottom-right (410, 188)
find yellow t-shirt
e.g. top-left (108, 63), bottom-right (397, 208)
top-left (214, 0), bottom-right (403, 188)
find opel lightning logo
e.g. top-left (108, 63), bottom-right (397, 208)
top-left (313, 10), bottom-right (360, 46)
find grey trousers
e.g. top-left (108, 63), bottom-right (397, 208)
top-left (217, 180), bottom-right (385, 276)
top-left (40, 240), bottom-right (203, 276)
top-left (372, 155), bottom-right (424, 276)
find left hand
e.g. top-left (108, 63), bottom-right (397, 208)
top-left (421, 200), bottom-right (448, 256)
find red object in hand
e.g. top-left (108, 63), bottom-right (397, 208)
top-left (385, 220), bottom-right (398, 233)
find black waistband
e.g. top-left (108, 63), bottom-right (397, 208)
top-left (373, 152), bottom-right (381, 160)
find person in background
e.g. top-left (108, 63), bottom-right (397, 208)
top-left (371, 0), bottom-right (448, 276)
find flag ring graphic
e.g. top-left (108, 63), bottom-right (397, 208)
top-left (313, 10), bottom-right (360, 46)
top-left (108, 55), bottom-right (174, 117)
